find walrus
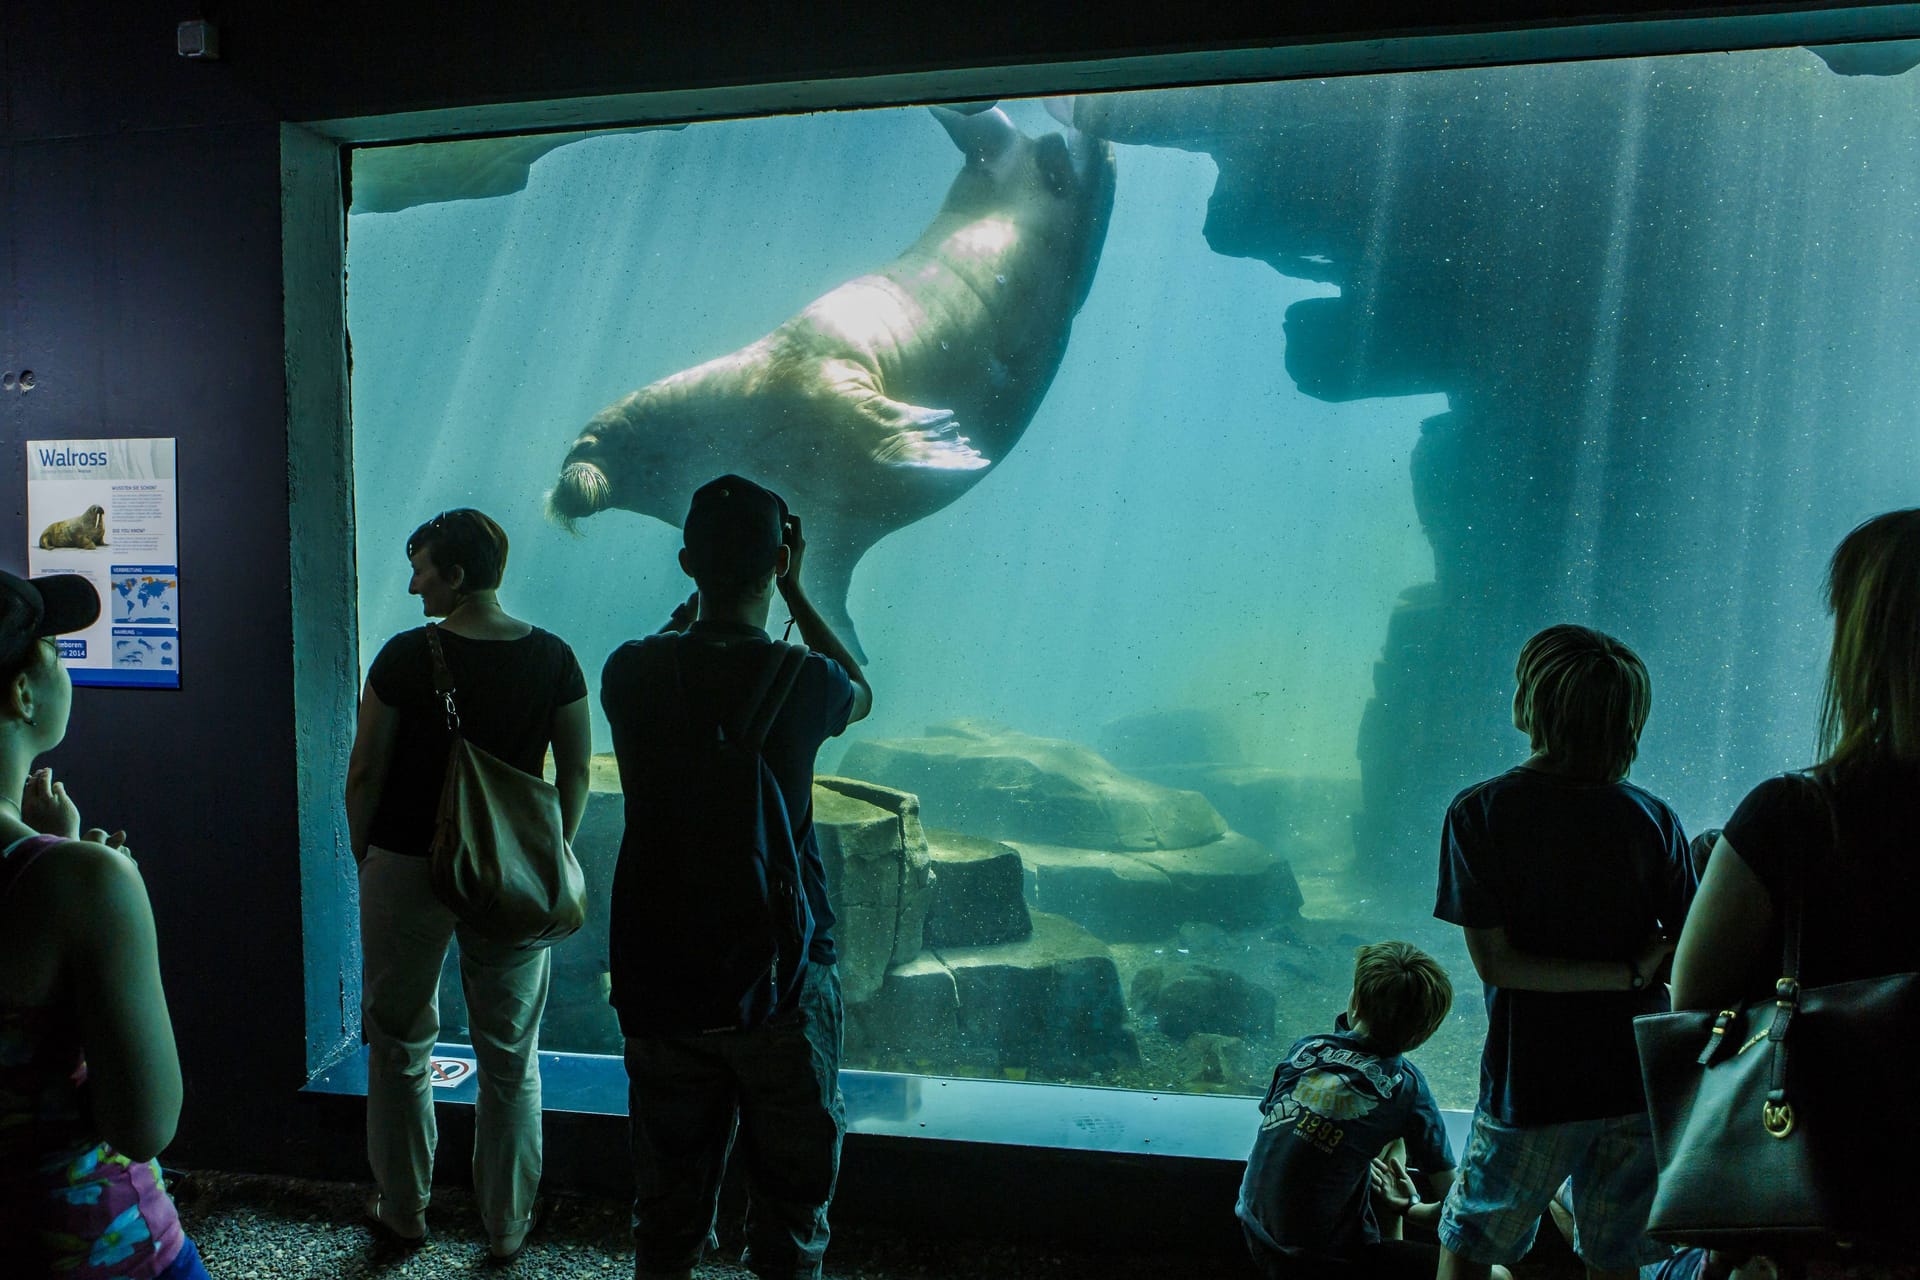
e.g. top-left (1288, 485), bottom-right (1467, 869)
top-left (38, 505), bottom-right (108, 551)
top-left (547, 103), bottom-right (1116, 661)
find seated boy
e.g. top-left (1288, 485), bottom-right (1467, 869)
top-left (1237, 941), bottom-right (1499, 1280)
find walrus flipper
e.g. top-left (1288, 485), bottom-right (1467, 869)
top-left (932, 106), bottom-right (1019, 163)
top-left (787, 531), bottom-right (872, 665)
top-left (860, 398), bottom-right (990, 471)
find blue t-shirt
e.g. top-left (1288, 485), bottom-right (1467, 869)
top-left (1434, 766), bottom-right (1696, 1125)
top-left (1237, 1027), bottom-right (1453, 1260)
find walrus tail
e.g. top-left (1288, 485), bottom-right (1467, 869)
top-left (545, 461), bottom-right (612, 533)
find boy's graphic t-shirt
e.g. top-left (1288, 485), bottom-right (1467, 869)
top-left (1237, 1027), bottom-right (1453, 1259)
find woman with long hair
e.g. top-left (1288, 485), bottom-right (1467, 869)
top-left (1669, 509), bottom-right (1920, 1274)
top-left (1672, 507), bottom-right (1920, 1005)
top-left (0, 570), bottom-right (209, 1278)
top-left (345, 509), bottom-right (591, 1260)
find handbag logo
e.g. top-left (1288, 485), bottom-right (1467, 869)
top-left (1762, 1100), bottom-right (1795, 1139)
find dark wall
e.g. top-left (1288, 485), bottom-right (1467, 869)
top-left (0, 3), bottom-right (321, 1168)
top-left (1, 0), bottom-right (1905, 1252)
top-left (201, 0), bottom-right (1882, 122)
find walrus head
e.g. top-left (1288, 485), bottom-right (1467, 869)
top-left (546, 385), bottom-right (697, 533)
top-left (545, 449), bottom-right (612, 533)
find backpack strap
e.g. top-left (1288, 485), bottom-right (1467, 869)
top-left (737, 644), bottom-right (808, 753)
top-left (661, 635), bottom-right (807, 754)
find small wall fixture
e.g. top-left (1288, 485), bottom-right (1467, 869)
top-left (177, 19), bottom-right (218, 60)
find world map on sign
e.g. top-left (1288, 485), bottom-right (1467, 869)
top-left (111, 575), bottom-right (177, 624)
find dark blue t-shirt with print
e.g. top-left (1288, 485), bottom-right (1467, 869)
top-left (1237, 1028), bottom-right (1454, 1260)
top-left (1434, 766), bottom-right (1696, 1125)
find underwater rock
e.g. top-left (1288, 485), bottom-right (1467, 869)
top-left (1098, 707), bottom-right (1248, 769)
top-left (556, 780), bottom-right (625, 981)
top-left (1097, 711), bottom-right (1363, 858)
top-left (509, 771), bottom-right (625, 1054)
top-left (1176, 921), bottom-right (1234, 952)
top-left (846, 915), bottom-right (1140, 1073)
top-left (1132, 963), bottom-right (1277, 1041)
top-left (844, 951), bottom-right (962, 1065)
top-left (1808, 41), bottom-right (1920, 77)
top-left (934, 911), bottom-right (1139, 1072)
top-left (1067, 63), bottom-right (1920, 894)
top-left (541, 976), bottom-right (625, 1055)
top-left (437, 940), bottom-right (620, 1055)
top-left (1012, 833), bottom-right (1303, 941)
top-left (1143, 832), bottom-right (1303, 931)
top-left (839, 725), bottom-right (1227, 851)
top-left (814, 777), bottom-right (935, 1005)
top-left (1176, 1032), bottom-right (1253, 1088)
top-left (1009, 842), bottom-right (1172, 942)
top-left (1125, 763), bottom-right (1287, 853)
top-left (926, 717), bottom-right (1011, 740)
top-left (924, 828), bottom-right (1032, 949)
top-left (349, 128), bottom-right (676, 215)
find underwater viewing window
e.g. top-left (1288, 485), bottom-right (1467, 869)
top-left (319, 38), bottom-right (1920, 1146)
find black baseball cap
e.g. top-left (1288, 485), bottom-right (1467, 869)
top-left (0, 571), bottom-right (101, 670)
top-left (682, 475), bottom-right (788, 586)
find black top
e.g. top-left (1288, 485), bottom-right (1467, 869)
top-left (366, 626), bottom-right (587, 857)
top-left (601, 620), bottom-right (855, 965)
top-left (1723, 760), bottom-right (1920, 991)
top-left (1434, 766), bottom-right (1696, 1124)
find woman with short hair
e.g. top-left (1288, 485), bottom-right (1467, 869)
top-left (345, 509), bottom-right (591, 1260)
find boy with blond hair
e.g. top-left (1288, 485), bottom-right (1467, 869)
top-left (1434, 624), bottom-right (1696, 1280)
top-left (1238, 941), bottom-right (1493, 1280)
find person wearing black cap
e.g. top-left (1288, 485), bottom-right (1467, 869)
top-left (0, 571), bottom-right (212, 1279)
top-left (601, 475), bottom-right (871, 1280)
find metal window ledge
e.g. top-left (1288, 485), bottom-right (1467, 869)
top-left (306, 1046), bottom-right (1472, 1160)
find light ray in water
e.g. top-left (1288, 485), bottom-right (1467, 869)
top-left (1560, 60), bottom-right (1651, 619)
top-left (1349, 76), bottom-right (1413, 392)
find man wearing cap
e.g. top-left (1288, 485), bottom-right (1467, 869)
top-left (601, 475), bottom-right (871, 1280)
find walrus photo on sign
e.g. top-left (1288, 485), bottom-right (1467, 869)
top-left (38, 504), bottom-right (110, 551)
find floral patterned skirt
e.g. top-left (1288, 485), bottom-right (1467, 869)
top-left (8, 1142), bottom-right (187, 1278)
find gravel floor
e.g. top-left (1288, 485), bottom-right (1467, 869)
top-left (172, 1170), bottom-right (1255, 1279)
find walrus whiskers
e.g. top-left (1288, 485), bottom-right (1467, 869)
top-left (546, 460), bottom-right (611, 533)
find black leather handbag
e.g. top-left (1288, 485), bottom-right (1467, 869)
top-left (1633, 773), bottom-right (1920, 1257)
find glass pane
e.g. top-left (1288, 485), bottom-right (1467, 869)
top-left (345, 44), bottom-right (1920, 1112)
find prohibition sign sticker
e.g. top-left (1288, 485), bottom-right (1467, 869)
top-left (428, 1056), bottom-right (474, 1088)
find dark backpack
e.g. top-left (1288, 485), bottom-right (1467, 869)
top-left (610, 633), bottom-right (814, 1035)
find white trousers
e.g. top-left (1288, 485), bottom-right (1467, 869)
top-left (358, 847), bottom-right (550, 1238)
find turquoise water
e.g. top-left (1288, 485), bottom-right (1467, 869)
top-left (346, 99), bottom-right (1434, 777)
top-left (344, 50), bottom-right (1920, 1101)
